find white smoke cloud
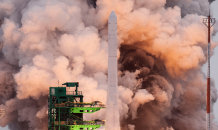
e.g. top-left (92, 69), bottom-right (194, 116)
top-left (130, 89), bottom-right (155, 119)
top-left (118, 86), bottom-right (134, 120)
top-left (128, 124), bottom-right (135, 130)
top-left (161, 127), bottom-right (174, 130)
top-left (166, 0), bottom-right (211, 16)
top-left (0, 0), bottom-right (217, 130)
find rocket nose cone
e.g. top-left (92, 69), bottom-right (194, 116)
top-left (109, 11), bottom-right (117, 19)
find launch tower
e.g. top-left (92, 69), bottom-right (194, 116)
top-left (203, 11), bottom-right (216, 130)
top-left (48, 82), bottom-right (105, 130)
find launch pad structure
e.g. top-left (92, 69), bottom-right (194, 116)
top-left (48, 82), bottom-right (106, 130)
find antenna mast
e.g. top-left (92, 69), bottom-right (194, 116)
top-left (203, 9), bottom-right (216, 130)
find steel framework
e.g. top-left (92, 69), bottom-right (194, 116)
top-left (203, 11), bottom-right (216, 130)
top-left (48, 82), bottom-right (105, 130)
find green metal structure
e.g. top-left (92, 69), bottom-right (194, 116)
top-left (48, 82), bottom-right (105, 130)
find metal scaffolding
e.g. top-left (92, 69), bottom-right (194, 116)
top-left (48, 82), bottom-right (105, 130)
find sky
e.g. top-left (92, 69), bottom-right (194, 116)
top-left (1, 1), bottom-right (218, 130)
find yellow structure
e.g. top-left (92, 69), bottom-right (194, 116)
top-left (0, 109), bottom-right (5, 118)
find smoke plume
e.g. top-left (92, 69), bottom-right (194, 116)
top-left (0, 0), bottom-right (218, 130)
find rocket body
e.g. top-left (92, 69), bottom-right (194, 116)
top-left (106, 11), bottom-right (120, 130)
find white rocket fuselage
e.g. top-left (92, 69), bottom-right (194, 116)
top-left (106, 11), bottom-right (120, 130)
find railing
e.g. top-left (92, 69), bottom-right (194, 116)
top-left (58, 91), bottom-right (83, 96)
top-left (54, 101), bottom-right (106, 108)
top-left (54, 120), bottom-right (105, 125)
top-left (66, 91), bottom-right (82, 95)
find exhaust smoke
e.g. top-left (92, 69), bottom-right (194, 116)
top-left (0, 0), bottom-right (218, 130)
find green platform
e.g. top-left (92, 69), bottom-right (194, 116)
top-left (48, 82), bottom-right (105, 130)
top-left (69, 125), bottom-right (102, 130)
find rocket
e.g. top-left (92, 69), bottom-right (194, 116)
top-left (106, 11), bottom-right (120, 130)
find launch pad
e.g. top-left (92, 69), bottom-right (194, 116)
top-left (48, 82), bottom-right (105, 130)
